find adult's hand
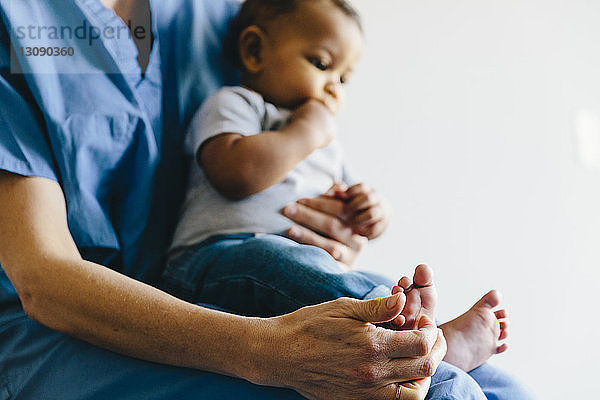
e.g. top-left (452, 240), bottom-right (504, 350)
top-left (283, 183), bottom-right (367, 267)
top-left (255, 293), bottom-right (447, 400)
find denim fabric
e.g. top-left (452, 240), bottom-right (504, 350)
top-left (429, 362), bottom-right (487, 400)
top-left (469, 363), bottom-right (535, 400)
top-left (161, 234), bottom-right (392, 315)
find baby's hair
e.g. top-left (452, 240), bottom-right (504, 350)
top-left (223, 0), bottom-right (362, 68)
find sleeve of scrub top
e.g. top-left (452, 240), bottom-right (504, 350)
top-left (0, 72), bottom-right (57, 181)
top-left (0, 11), bottom-right (54, 179)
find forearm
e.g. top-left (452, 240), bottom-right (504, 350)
top-left (202, 123), bottom-right (319, 199)
top-left (14, 254), bottom-right (267, 381)
top-left (0, 173), bottom-right (273, 383)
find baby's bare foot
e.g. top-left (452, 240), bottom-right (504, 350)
top-left (391, 264), bottom-right (437, 329)
top-left (439, 290), bottom-right (509, 372)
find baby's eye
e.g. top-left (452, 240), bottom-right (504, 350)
top-left (309, 57), bottom-right (329, 71)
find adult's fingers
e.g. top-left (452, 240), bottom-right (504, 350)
top-left (295, 195), bottom-right (347, 220)
top-left (287, 224), bottom-right (351, 261)
top-left (340, 296), bottom-right (439, 359)
top-left (379, 328), bottom-right (440, 359)
top-left (283, 202), bottom-right (367, 263)
top-left (283, 202), bottom-right (353, 241)
top-left (283, 188), bottom-right (369, 265)
top-left (299, 379), bottom-right (430, 400)
top-left (271, 297), bottom-right (441, 400)
top-left (382, 327), bottom-right (447, 383)
top-left (371, 378), bottom-right (430, 400)
top-left (377, 315), bottom-right (440, 358)
top-left (398, 378), bottom-right (432, 400)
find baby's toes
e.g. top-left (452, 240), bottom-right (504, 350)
top-left (400, 292), bottom-right (422, 328)
top-left (496, 343), bottom-right (509, 354)
top-left (419, 286), bottom-right (437, 317)
top-left (397, 276), bottom-right (411, 290)
top-left (498, 321), bottom-right (509, 340)
top-left (479, 289), bottom-right (502, 309)
top-left (494, 309), bottom-right (508, 320)
top-left (391, 314), bottom-right (407, 329)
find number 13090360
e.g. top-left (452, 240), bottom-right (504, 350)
top-left (19, 47), bottom-right (75, 57)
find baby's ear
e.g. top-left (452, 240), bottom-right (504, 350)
top-left (239, 25), bottom-right (266, 74)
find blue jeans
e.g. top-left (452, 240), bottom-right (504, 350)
top-left (160, 234), bottom-right (534, 400)
top-left (161, 234), bottom-right (393, 314)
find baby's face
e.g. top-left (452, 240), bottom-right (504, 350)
top-left (254, 1), bottom-right (363, 112)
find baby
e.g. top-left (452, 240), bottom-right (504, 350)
top-left (164, 0), bottom-right (507, 373)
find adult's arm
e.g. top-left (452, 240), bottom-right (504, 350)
top-left (0, 172), bottom-right (445, 399)
top-left (0, 171), bottom-right (261, 377)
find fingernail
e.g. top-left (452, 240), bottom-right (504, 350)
top-left (331, 248), bottom-right (341, 259)
top-left (386, 293), bottom-right (400, 309)
top-left (392, 285), bottom-right (404, 294)
top-left (297, 198), bottom-right (308, 205)
top-left (288, 226), bottom-right (300, 238)
top-left (284, 205), bottom-right (297, 216)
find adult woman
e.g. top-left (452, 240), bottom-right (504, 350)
top-left (0, 1), bottom-right (524, 399)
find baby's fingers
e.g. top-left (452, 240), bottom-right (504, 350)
top-left (345, 183), bottom-right (373, 198)
top-left (353, 204), bottom-right (385, 225)
top-left (347, 191), bottom-right (379, 214)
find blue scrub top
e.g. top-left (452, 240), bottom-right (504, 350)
top-left (0, 0), bottom-right (239, 304)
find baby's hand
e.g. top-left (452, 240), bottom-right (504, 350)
top-left (288, 99), bottom-right (337, 149)
top-left (341, 183), bottom-right (391, 240)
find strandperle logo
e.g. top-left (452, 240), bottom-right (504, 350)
top-left (13, 19), bottom-right (147, 46)
top-left (9, 17), bottom-right (148, 74)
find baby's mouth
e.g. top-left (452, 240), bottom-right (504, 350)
top-left (321, 97), bottom-right (339, 114)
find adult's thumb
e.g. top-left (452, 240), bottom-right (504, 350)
top-left (341, 293), bottom-right (405, 324)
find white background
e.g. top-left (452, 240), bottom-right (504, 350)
top-left (339, 1), bottom-right (600, 398)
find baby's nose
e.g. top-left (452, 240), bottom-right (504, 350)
top-left (325, 81), bottom-right (342, 99)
